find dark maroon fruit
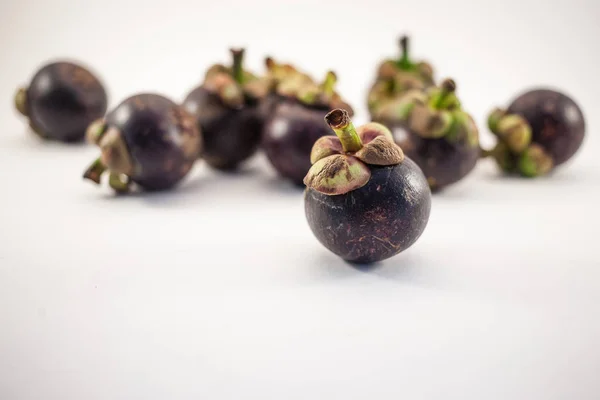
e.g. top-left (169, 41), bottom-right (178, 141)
top-left (182, 49), bottom-right (266, 171)
top-left (14, 61), bottom-right (108, 142)
top-left (304, 109), bottom-right (431, 264)
top-left (83, 93), bottom-right (201, 192)
top-left (486, 88), bottom-right (585, 177)
top-left (262, 71), bottom-right (353, 186)
top-left (373, 79), bottom-right (480, 191)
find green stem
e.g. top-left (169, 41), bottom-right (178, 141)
top-left (325, 109), bottom-right (363, 153)
top-left (433, 79), bottom-right (456, 109)
top-left (83, 157), bottom-right (106, 184)
top-left (398, 35), bottom-right (412, 70)
top-left (321, 71), bottom-right (337, 97)
top-left (230, 48), bottom-right (245, 84)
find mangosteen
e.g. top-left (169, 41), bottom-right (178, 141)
top-left (182, 49), bottom-right (269, 171)
top-left (304, 109), bottom-right (431, 264)
top-left (367, 35), bottom-right (435, 116)
top-left (83, 93), bottom-right (202, 192)
top-left (373, 79), bottom-right (480, 191)
top-left (262, 71), bottom-right (353, 185)
top-left (485, 88), bottom-right (585, 177)
top-left (14, 61), bottom-right (108, 142)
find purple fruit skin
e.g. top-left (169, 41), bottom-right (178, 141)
top-left (182, 87), bottom-right (263, 170)
top-left (507, 89), bottom-right (585, 166)
top-left (26, 62), bottom-right (107, 142)
top-left (105, 93), bottom-right (200, 190)
top-left (263, 100), bottom-right (333, 185)
top-left (305, 158), bottom-right (431, 264)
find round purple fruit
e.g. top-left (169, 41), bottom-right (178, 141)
top-left (486, 88), bottom-right (585, 177)
top-left (373, 79), bottom-right (480, 191)
top-left (83, 93), bottom-right (202, 192)
top-left (262, 71), bottom-right (353, 185)
top-left (182, 49), bottom-right (268, 171)
top-left (304, 109), bottom-right (431, 264)
top-left (14, 61), bottom-right (108, 142)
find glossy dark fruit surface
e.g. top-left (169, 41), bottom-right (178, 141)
top-left (106, 93), bottom-right (201, 190)
top-left (21, 61), bottom-right (107, 142)
top-left (183, 87), bottom-right (263, 170)
top-left (263, 100), bottom-right (333, 185)
top-left (305, 158), bottom-right (431, 264)
top-left (507, 89), bottom-right (585, 166)
top-left (390, 122), bottom-right (480, 191)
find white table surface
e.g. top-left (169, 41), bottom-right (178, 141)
top-left (1, 0), bottom-right (599, 399)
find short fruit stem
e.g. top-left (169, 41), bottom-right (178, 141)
top-left (433, 79), bottom-right (456, 109)
top-left (398, 35), bottom-right (412, 70)
top-left (14, 87), bottom-right (28, 116)
top-left (321, 71), bottom-right (337, 97)
top-left (83, 157), bottom-right (106, 184)
top-left (325, 109), bottom-right (363, 153)
top-left (230, 48), bottom-right (245, 84)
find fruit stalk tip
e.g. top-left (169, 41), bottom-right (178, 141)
top-left (325, 109), bottom-right (363, 153)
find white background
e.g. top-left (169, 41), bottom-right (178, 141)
top-left (1, 0), bottom-right (599, 399)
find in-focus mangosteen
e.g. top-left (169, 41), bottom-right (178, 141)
top-left (485, 88), bottom-right (585, 177)
top-left (182, 49), bottom-right (268, 171)
top-left (14, 61), bottom-right (108, 142)
top-left (304, 109), bottom-right (431, 264)
top-left (262, 71), bottom-right (353, 185)
top-left (83, 93), bottom-right (201, 193)
top-left (367, 35), bottom-right (435, 117)
top-left (373, 79), bottom-right (480, 191)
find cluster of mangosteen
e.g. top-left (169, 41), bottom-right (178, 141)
top-left (13, 36), bottom-right (586, 264)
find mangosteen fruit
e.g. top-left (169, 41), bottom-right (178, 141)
top-left (373, 79), bottom-right (480, 191)
top-left (182, 49), bottom-right (268, 171)
top-left (262, 71), bottom-right (353, 185)
top-left (304, 109), bottom-right (431, 264)
top-left (14, 61), bottom-right (108, 142)
top-left (485, 88), bottom-right (585, 177)
top-left (83, 93), bottom-right (201, 192)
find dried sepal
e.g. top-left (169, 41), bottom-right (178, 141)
top-left (99, 127), bottom-right (134, 176)
top-left (357, 122), bottom-right (395, 144)
top-left (303, 154), bottom-right (371, 195)
top-left (518, 144), bottom-right (553, 177)
top-left (203, 72), bottom-right (244, 108)
top-left (353, 135), bottom-right (404, 165)
top-left (310, 136), bottom-right (343, 164)
top-left (408, 104), bottom-right (452, 138)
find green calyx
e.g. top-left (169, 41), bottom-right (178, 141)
top-left (518, 144), bottom-right (553, 177)
top-left (485, 107), bottom-right (552, 177)
top-left (281, 70), bottom-right (353, 115)
top-left (83, 125), bottom-right (134, 193)
top-left (378, 79), bottom-right (479, 146)
top-left (304, 109), bottom-right (405, 195)
top-left (14, 87), bottom-right (28, 116)
top-left (203, 48), bottom-right (268, 106)
top-left (428, 79), bottom-right (460, 110)
top-left (368, 36), bottom-right (435, 116)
